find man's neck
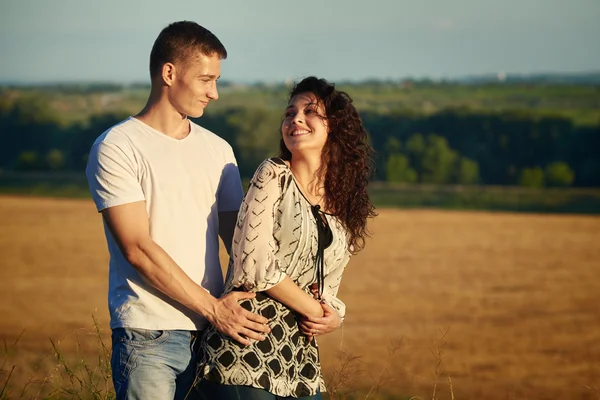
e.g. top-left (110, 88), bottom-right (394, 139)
top-left (135, 93), bottom-right (191, 140)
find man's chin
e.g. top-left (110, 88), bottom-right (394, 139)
top-left (187, 109), bottom-right (204, 119)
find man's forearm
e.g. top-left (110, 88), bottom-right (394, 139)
top-left (125, 238), bottom-right (218, 319)
top-left (266, 276), bottom-right (324, 318)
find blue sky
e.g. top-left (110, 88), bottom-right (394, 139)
top-left (1, 0), bottom-right (599, 83)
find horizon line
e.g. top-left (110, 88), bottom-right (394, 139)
top-left (1, 69), bottom-right (600, 87)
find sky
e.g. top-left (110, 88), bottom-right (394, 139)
top-left (1, 0), bottom-right (599, 84)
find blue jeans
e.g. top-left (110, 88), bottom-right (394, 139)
top-left (111, 328), bottom-right (200, 400)
top-left (196, 379), bottom-right (323, 400)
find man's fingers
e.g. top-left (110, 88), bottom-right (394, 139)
top-left (229, 332), bottom-right (252, 346)
top-left (238, 328), bottom-right (267, 342)
top-left (242, 308), bottom-right (269, 325)
top-left (243, 319), bottom-right (271, 334)
top-left (230, 291), bottom-right (256, 301)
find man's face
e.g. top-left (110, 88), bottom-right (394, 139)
top-left (168, 52), bottom-right (221, 118)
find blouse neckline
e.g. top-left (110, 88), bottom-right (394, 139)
top-left (275, 158), bottom-right (335, 216)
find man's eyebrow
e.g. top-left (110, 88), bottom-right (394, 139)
top-left (198, 74), bottom-right (220, 79)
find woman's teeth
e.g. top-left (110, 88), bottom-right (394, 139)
top-left (291, 129), bottom-right (310, 137)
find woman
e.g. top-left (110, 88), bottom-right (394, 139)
top-left (196, 76), bottom-right (376, 399)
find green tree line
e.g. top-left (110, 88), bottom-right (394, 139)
top-left (1, 95), bottom-right (598, 188)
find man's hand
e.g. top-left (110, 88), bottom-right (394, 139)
top-left (298, 302), bottom-right (341, 341)
top-left (207, 291), bottom-right (271, 346)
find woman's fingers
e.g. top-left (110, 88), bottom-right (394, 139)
top-left (300, 320), bottom-right (319, 330)
top-left (304, 316), bottom-right (326, 324)
top-left (299, 313), bottom-right (339, 334)
top-left (300, 320), bottom-right (327, 334)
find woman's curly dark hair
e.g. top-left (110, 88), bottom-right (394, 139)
top-left (279, 76), bottom-right (376, 253)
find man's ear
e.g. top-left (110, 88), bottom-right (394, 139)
top-left (161, 63), bottom-right (176, 87)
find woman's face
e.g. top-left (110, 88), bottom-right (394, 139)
top-left (281, 92), bottom-right (329, 156)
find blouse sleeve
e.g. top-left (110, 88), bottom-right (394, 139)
top-left (230, 159), bottom-right (286, 292)
top-left (320, 221), bottom-right (352, 321)
top-left (321, 265), bottom-right (347, 321)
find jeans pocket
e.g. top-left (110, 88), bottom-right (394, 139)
top-left (114, 328), bottom-right (171, 347)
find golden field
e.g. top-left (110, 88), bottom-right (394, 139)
top-left (1, 195), bottom-right (599, 399)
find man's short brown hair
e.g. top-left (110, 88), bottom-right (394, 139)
top-left (149, 21), bottom-right (227, 79)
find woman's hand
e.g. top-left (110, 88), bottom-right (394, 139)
top-left (298, 301), bottom-right (341, 341)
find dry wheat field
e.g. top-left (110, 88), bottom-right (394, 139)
top-left (1, 195), bottom-right (599, 399)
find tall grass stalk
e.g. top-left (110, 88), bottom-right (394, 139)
top-left (1, 319), bottom-right (467, 400)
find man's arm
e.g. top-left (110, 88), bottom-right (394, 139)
top-left (102, 201), bottom-right (270, 345)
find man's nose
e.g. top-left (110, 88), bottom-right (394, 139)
top-left (208, 82), bottom-right (219, 100)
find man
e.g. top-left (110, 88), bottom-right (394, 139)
top-left (85, 21), bottom-right (270, 400)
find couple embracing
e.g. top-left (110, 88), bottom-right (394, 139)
top-left (86, 21), bottom-right (375, 400)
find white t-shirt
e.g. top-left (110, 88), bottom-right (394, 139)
top-left (86, 117), bottom-right (244, 331)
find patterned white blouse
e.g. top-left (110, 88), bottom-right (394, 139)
top-left (198, 157), bottom-right (351, 397)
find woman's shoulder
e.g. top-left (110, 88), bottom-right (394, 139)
top-left (251, 158), bottom-right (290, 185)
top-left (266, 157), bottom-right (289, 168)
top-left (256, 157), bottom-right (289, 173)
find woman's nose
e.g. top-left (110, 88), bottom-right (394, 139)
top-left (291, 113), bottom-right (303, 124)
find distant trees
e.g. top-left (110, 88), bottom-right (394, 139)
top-left (46, 149), bottom-right (66, 170)
top-left (544, 162), bottom-right (575, 187)
top-left (384, 133), bottom-right (480, 185)
top-left (362, 109), bottom-right (596, 187)
top-left (519, 167), bottom-right (545, 188)
top-left (386, 154), bottom-right (417, 183)
top-left (16, 151), bottom-right (43, 171)
top-left (385, 137), bottom-right (417, 183)
top-left (456, 157), bottom-right (479, 185)
top-left (15, 149), bottom-right (66, 171)
top-left (0, 90), bottom-right (597, 188)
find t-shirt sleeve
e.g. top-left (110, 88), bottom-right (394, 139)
top-left (229, 160), bottom-right (286, 292)
top-left (85, 141), bottom-right (145, 212)
top-left (216, 146), bottom-right (244, 212)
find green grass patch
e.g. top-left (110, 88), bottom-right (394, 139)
top-left (369, 183), bottom-right (600, 214)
